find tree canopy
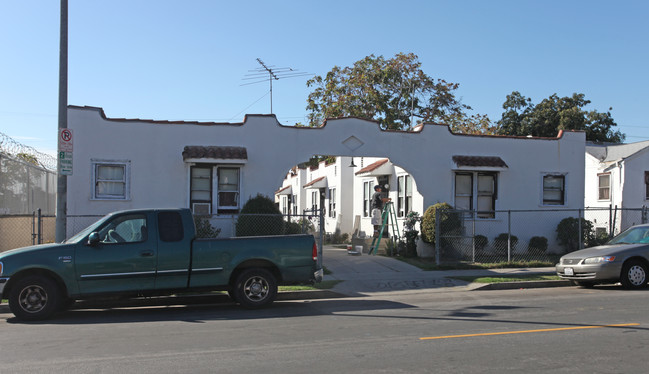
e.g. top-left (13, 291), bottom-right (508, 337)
top-left (305, 53), bottom-right (493, 133)
top-left (496, 91), bottom-right (625, 143)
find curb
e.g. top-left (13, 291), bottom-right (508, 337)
top-left (472, 280), bottom-right (572, 290)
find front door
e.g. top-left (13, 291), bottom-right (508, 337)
top-left (75, 213), bottom-right (156, 295)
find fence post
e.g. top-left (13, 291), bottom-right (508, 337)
top-left (578, 209), bottom-right (583, 250)
top-left (435, 208), bottom-right (441, 265)
top-left (643, 205), bottom-right (648, 224)
top-left (608, 204), bottom-right (613, 237)
top-left (318, 208), bottom-right (324, 269)
top-left (32, 211), bottom-right (36, 245)
top-left (507, 210), bottom-right (512, 262)
top-left (472, 211), bottom-right (476, 263)
top-left (37, 208), bottom-right (42, 244)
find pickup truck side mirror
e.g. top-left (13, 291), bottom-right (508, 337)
top-left (88, 232), bottom-right (100, 246)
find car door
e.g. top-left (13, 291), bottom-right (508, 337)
top-left (75, 212), bottom-right (157, 295)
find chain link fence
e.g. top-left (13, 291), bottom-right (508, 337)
top-left (0, 210), bottom-right (56, 252)
top-left (433, 206), bottom-right (649, 264)
top-left (0, 153), bottom-right (56, 215)
top-left (1, 210), bottom-right (326, 259)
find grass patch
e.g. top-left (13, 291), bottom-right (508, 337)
top-left (395, 256), bottom-right (556, 271)
top-left (450, 274), bottom-right (560, 284)
top-left (279, 280), bottom-right (342, 291)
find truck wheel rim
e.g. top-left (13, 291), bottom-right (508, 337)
top-left (19, 285), bottom-right (48, 313)
top-left (628, 265), bottom-right (646, 286)
top-left (244, 276), bottom-right (268, 301)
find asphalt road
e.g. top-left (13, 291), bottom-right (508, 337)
top-left (1, 286), bottom-right (648, 374)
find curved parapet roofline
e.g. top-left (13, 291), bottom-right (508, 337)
top-left (68, 105), bottom-right (581, 140)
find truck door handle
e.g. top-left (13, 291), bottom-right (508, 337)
top-left (140, 250), bottom-right (154, 257)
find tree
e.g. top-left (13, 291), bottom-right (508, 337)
top-left (306, 53), bottom-right (490, 132)
top-left (496, 92), bottom-right (625, 143)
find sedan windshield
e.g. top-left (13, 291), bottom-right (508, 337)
top-left (608, 226), bottom-right (649, 245)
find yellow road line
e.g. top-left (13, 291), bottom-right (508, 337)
top-left (420, 323), bottom-right (640, 340)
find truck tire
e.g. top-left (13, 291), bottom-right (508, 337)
top-left (233, 268), bottom-right (277, 309)
top-left (9, 275), bottom-right (62, 321)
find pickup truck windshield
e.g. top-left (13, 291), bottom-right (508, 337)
top-left (65, 214), bottom-right (112, 243)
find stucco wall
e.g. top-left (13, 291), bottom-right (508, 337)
top-left (67, 106), bottom-right (586, 240)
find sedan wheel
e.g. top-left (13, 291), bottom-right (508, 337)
top-left (620, 260), bottom-right (648, 290)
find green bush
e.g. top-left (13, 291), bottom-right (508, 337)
top-left (420, 202), bottom-right (461, 244)
top-left (404, 230), bottom-right (419, 257)
top-left (284, 221), bottom-right (304, 235)
top-left (236, 194), bottom-right (285, 237)
top-left (528, 236), bottom-right (548, 254)
top-left (493, 233), bottom-right (518, 254)
top-left (474, 235), bottom-right (488, 252)
top-left (556, 217), bottom-right (594, 252)
top-left (194, 216), bottom-right (221, 238)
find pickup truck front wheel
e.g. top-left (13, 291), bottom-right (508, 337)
top-left (9, 275), bottom-right (62, 321)
top-left (233, 268), bottom-right (277, 308)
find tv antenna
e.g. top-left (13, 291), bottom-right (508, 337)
top-left (241, 58), bottom-right (312, 114)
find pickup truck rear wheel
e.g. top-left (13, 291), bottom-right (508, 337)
top-left (9, 275), bottom-right (62, 321)
top-left (234, 268), bottom-right (277, 308)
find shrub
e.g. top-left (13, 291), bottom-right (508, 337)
top-left (404, 230), bottom-right (419, 257)
top-left (474, 235), bottom-right (488, 252)
top-left (420, 202), bottom-right (460, 244)
top-left (493, 233), bottom-right (518, 254)
top-left (556, 217), bottom-right (594, 252)
top-left (528, 236), bottom-right (548, 254)
top-left (284, 221), bottom-right (304, 235)
top-left (236, 194), bottom-right (285, 236)
top-left (194, 216), bottom-right (221, 238)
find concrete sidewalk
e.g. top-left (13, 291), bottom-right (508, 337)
top-left (320, 246), bottom-right (569, 297)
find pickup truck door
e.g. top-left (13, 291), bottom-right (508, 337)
top-left (154, 211), bottom-right (191, 290)
top-left (75, 213), bottom-right (157, 294)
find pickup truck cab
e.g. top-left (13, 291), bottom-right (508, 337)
top-left (0, 208), bottom-right (322, 320)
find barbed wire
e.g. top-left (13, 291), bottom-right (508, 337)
top-left (0, 131), bottom-right (57, 170)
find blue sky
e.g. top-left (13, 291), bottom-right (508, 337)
top-left (1, 0), bottom-right (647, 157)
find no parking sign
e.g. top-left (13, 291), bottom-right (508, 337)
top-left (58, 128), bottom-right (73, 175)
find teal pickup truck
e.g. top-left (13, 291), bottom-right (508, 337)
top-left (0, 208), bottom-right (323, 320)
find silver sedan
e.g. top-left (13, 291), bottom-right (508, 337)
top-left (556, 224), bottom-right (649, 289)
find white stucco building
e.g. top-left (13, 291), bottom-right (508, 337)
top-left (66, 105), bottom-right (586, 249)
top-left (585, 140), bottom-right (649, 234)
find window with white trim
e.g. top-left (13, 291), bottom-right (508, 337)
top-left (311, 190), bottom-right (319, 211)
top-left (190, 165), bottom-right (241, 214)
top-left (328, 188), bottom-right (336, 218)
top-left (190, 166), bottom-right (212, 213)
top-left (217, 167), bottom-right (240, 212)
top-left (454, 172), bottom-right (497, 218)
top-left (281, 195), bottom-right (289, 214)
top-left (92, 160), bottom-right (130, 200)
top-left (397, 175), bottom-right (412, 217)
top-left (598, 173), bottom-right (610, 201)
top-left (543, 174), bottom-right (565, 205)
top-left (292, 194), bottom-right (298, 215)
top-left (363, 181), bottom-right (373, 217)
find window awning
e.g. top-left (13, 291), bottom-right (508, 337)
top-left (354, 158), bottom-right (392, 176)
top-left (276, 185), bottom-right (293, 195)
top-left (452, 155), bottom-right (508, 169)
top-left (304, 176), bottom-right (327, 189)
top-left (182, 146), bottom-right (248, 164)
